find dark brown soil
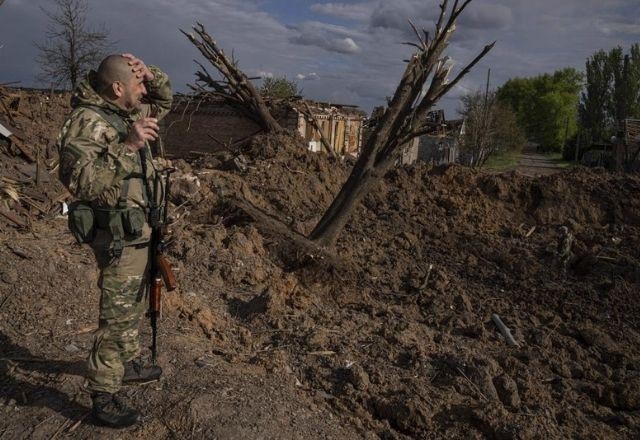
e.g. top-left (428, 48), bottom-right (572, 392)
top-left (1, 89), bottom-right (639, 439)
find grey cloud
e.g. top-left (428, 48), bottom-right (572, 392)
top-left (296, 72), bottom-right (319, 81)
top-left (458, 3), bottom-right (513, 30)
top-left (310, 2), bottom-right (371, 22)
top-left (290, 21), bottom-right (361, 54)
top-left (595, 7), bottom-right (640, 37)
top-left (370, 0), bottom-right (437, 32)
top-left (2, 0), bottom-right (640, 118)
top-left (597, 20), bottom-right (640, 37)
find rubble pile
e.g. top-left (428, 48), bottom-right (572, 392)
top-left (1, 88), bottom-right (639, 438)
top-left (0, 87), bottom-right (70, 230)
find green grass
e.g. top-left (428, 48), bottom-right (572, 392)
top-left (483, 148), bottom-right (574, 171)
top-left (483, 149), bottom-right (522, 171)
top-left (543, 151), bottom-right (573, 168)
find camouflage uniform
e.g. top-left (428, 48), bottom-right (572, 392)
top-left (57, 67), bottom-right (172, 394)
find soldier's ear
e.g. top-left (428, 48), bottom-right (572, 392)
top-left (112, 81), bottom-right (124, 98)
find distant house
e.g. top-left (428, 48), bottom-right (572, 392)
top-left (162, 96), bottom-right (366, 158)
top-left (401, 110), bottom-right (464, 165)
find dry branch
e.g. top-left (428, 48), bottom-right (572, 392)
top-left (491, 314), bottom-right (520, 347)
top-left (8, 136), bottom-right (36, 163)
top-left (181, 23), bottom-right (284, 134)
top-left (0, 207), bottom-right (27, 228)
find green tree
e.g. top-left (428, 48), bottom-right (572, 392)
top-left (579, 44), bottom-right (640, 145)
top-left (609, 45), bottom-right (640, 125)
top-left (497, 68), bottom-right (583, 152)
top-left (259, 76), bottom-right (300, 99)
top-left (579, 49), bottom-right (612, 144)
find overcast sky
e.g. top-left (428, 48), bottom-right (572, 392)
top-left (1, 0), bottom-right (638, 116)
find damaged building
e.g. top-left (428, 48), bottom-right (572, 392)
top-left (392, 109), bottom-right (464, 166)
top-left (162, 96), bottom-right (366, 158)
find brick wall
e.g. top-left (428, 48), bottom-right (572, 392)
top-left (162, 104), bottom-right (263, 158)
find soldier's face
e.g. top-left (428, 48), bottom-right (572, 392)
top-left (120, 76), bottom-right (147, 111)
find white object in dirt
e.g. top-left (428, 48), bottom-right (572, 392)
top-left (492, 313), bottom-right (520, 347)
top-left (62, 202), bottom-right (69, 215)
top-left (0, 121), bottom-right (13, 138)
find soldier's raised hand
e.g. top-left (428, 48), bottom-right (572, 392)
top-left (121, 53), bottom-right (154, 82)
top-left (124, 117), bottom-right (159, 151)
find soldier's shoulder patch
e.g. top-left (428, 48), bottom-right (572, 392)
top-left (66, 108), bottom-right (120, 143)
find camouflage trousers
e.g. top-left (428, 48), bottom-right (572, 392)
top-left (88, 233), bottom-right (149, 394)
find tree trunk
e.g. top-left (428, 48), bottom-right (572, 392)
top-left (309, 155), bottom-right (375, 246)
top-left (310, 0), bottom-right (494, 247)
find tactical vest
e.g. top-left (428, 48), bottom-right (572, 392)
top-left (67, 105), bottom-right (154, 264)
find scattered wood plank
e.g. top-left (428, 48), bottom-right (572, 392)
top-left (5, 242), bottom-right (31, 259)
top-left (0, 94), bottom-right (17, 127)
top-left (0, 207), bottom-right (27, 228)
top-left (8, 135), bottom-right (36, 163)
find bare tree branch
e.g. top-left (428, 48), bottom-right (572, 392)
top-left (34, 0), bottom-right (112, 89)
top-left (182, 23), bottom-right (284, 133)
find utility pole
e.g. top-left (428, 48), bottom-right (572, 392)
top-left (483, 68), bottom-right (491, 110)
top-left (562, 114), bottom-right (570, 157)
top-left (478, 68), bottom-right (491, 166)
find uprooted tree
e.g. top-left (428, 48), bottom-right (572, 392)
top-left (309, 0), bottom-right (493, 246)
top-left (181, 24), bottom-right (285, 134)
top-left (184, 0), bottom-right (493, 251)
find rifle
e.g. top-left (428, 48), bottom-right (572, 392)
top-left (141, 148), bottom-right (177, 365)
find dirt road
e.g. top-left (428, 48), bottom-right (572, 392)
top-left (516, 144), bottom-right (568, 176)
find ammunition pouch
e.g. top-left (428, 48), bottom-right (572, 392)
top-left (69, 105), bottom-right (155, 264)
top-left (68, 201), bottom-right (96, 244)
top-left (94, 206), bottom-right (147, 264)
top-left (95, 207), bottom-right (146, 238)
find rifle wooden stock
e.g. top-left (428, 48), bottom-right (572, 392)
top-left (157, 252), bottom-right (177, 291)
top-left (150, 276), bottom-right (162, 316)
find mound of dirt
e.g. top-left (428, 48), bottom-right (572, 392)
top-left (170, 133), bottom-right (640, 438)
top-left (1, 89), bottom-right (639, 439)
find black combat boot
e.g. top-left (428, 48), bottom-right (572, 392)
top-left (91, 392), bottom-right (139, 428)
top-left (122, 359), bottom-right (162, 384)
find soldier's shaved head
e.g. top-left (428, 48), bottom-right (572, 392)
top-left (96, 54), bottom-right (134, 93)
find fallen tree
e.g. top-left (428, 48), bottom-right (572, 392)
top-left (310, 0), bottom-right (494, 246)
top-left (182, 0), bottom-right (493, 253)
top-left (181, 23), bottom-right (285, 134)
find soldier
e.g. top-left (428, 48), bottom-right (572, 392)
top-left (57, 53), bottom-right (172, 428)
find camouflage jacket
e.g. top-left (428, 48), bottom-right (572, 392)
top-left (57, 66), bottom-right (172, 245)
